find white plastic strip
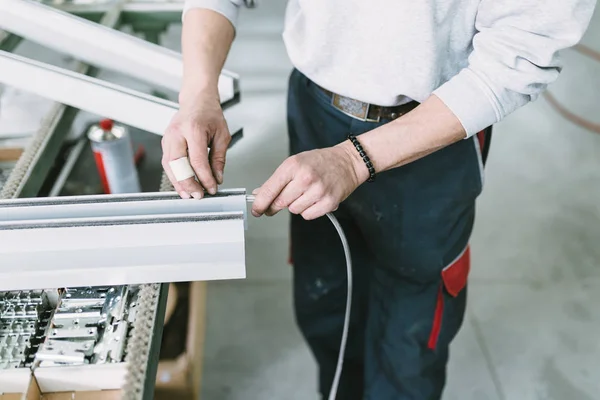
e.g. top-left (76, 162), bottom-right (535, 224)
top-left (34, 363), bottom-right (127, 392)
top-left (0, 368), bottom-right (32, 394)
top-left (0, 192), bottom-right (248, 291)
top-left (0, 213), bottom-right (245, 291)
top-left (0, 0), bottom-right (238, 102)
top-left (0, 50), bottom-right (240, 136)
top-left (0, 190), bottom-right (248, 226)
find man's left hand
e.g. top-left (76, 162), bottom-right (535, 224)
top-left (252, 144), bottom-right (368, 220)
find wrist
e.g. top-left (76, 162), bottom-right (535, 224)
top-left (178, 80), bottom-right (220, 107)
top-left (336, 139), bottom-right (371, 185)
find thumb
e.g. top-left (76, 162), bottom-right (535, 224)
top-left (209, 126), bottom-right (232, 185)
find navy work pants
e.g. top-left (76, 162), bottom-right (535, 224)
top-left (287, 69), bottom-right (491, 400)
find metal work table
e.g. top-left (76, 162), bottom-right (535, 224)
top-left (0, 1), bottom-right (242, 398)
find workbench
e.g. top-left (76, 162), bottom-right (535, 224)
top-left (0, 1), bottom-right (243, 398)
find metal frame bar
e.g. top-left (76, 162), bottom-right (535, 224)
top-left (142, 283), bottom-right (168, 400)
top-left (47, 1), bottom-right (185, 15)
top-left (0, 0), bottom-right (239, 103)
top-left (0, 50), bottom-right (241, 137)
top-left (46, 136), bottom-right (89, 197)
top-left (44, 1), bottom-right (185, 27)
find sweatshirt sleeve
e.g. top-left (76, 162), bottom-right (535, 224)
top-left (183, 0), bottom-right (244, 28)
top-left (433, 0), bottom-right (596, 137)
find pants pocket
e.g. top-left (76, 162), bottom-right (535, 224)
top-left (427, 245), bottom-right (470, 350)
top-left (441, 245), bottom-right (470, 297)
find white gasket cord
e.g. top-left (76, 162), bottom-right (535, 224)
top-left (169, 157), bottom-right (195, 182)
top-left (245, 195), bottom-right (351, 400)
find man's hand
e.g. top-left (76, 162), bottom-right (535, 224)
top-left (161, 94), bottom-right (231, 199)
top-left (252, 142), bottom-right (369, 220)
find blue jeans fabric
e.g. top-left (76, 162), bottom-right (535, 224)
top-left (287, 69), bottom-right (490, 400)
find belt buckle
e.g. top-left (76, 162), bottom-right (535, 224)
top-left (331, 94), bottom-right (380, 123)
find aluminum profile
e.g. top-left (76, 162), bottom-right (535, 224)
top-left (0, 0), bottom-right (238, 102)
top-left (0, 191), bottom-right (247, 291)
top-left (0, 189), bottom-right (248, 226)
top-left (0, 50), bottom-right (241, 137)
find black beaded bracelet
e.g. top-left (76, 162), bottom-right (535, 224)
top-left (347, 134), bottom-right (376, 182)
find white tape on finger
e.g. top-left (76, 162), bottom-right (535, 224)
top-left (169, 157), bottom-right (196, 182)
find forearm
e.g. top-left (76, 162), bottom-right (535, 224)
top-left (179, 8), bottom-right (235, 106)
top-left (338, 95), bottom-right (466, 182)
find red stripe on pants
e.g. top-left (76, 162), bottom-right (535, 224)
top-left (428, 285), bottom-right (445, 350)
top-left (477, 130), bottom-right (486, 152)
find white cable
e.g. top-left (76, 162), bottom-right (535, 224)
top-left (245, 195), bottom-right (351, 400)
top-left (324, 211), bottom-right (352, 400)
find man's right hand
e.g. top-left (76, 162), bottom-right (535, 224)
top-left (161, 93), bottom-right (231, 199)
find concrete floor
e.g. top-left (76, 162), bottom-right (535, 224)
top-left (1, 2), bottom-right (599, 399)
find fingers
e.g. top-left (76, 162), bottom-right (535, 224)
top-left (256, 180), bottom-right (338, 220)
top-left (188, 131), bottom-right (218, 196)
top-left (264, 182), bottom-right (304, 216)
top-left (209, 122), bottom-right (231, 185)
top-left (161, 135), bottom-right (204, 199)
top-left (162, 163), bottom-right (189, 199)
top-left (252, 155), bottom-right (341, 219)
top-left (288, 187), bottom-right (338, 220)
top-left (252, 160), bottom-right (295, 217)
top-left (287, 192), bottom-right (317, 216)
top-left (300, 202), bottom-right (331, 221)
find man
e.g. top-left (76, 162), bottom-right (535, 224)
top-left (162, 1), bottom-right (596, 398)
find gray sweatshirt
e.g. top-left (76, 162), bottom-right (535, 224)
top-left (184, 0), bottom-right (596, 137)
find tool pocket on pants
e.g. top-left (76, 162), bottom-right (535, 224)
top-left (428, 245), bottom-right (470, 350)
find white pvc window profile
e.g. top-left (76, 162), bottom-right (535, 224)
top-left (0, 50), bottom-right (241, 137)
top-left (0, 189), bottom-right (248, 227)
top-left (52, 1), bottom-right (185, 14)
top-left (0, 191), bottom-right (247, 291)
top-left (0, 0), bottom-right (238, 102)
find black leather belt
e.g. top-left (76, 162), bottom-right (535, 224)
top-left (317, 85), bottom-right (419, 123)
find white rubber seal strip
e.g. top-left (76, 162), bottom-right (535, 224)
top-left (169, 157), bottom-right (195, 182)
